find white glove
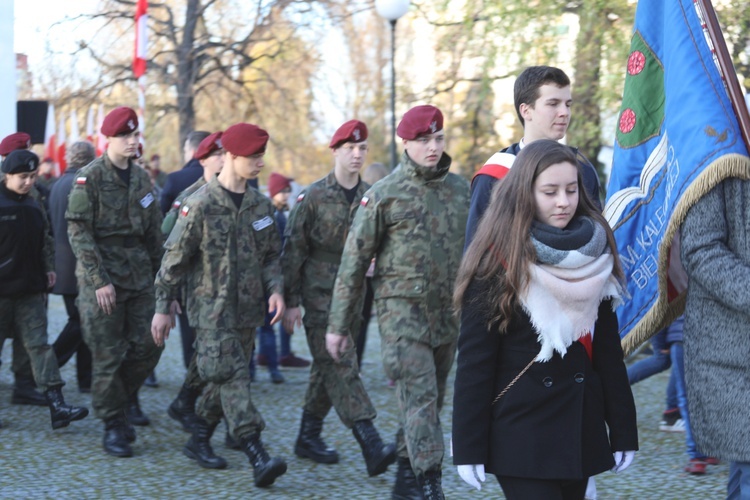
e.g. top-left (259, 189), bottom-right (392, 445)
top-left (457, 464), bottom-right (486, 491)
top-left (611, 450), bottom-right (635, 473)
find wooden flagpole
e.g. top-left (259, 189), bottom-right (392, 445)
top-left (696, 0), bottom-right (750, 150)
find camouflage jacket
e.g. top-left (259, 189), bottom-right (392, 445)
top-left (66, 154), bottom-right (164, 291)
top-left (154, 176), bottom-right (283, 329)
top-left (161, 176), bottom-right (207, 237)
top-left (282, 171), bottom-right (370, 322)
top-left (328, 152), bottom-right (470, 347)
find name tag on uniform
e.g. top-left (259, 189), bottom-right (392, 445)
top-left (252, 216), bottom-right (273, 231)
top-left (140, 193), bottom-right (155, 208)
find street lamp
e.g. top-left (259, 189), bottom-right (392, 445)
top-left (375, 0), bottom-right (410, 170)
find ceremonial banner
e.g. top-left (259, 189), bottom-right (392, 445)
top-left (604, 0), bottom-right (750, 353)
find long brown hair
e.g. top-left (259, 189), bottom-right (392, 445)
top-left (453, 139), bottom-right (624, 332)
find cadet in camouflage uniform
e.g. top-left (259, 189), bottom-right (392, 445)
top-left (282, 120), bottom-right (396, 478)
top-left (162, 132), bottom-right (225, 434)
top-left (327, 106), bottom-right (470, 500)
top-left (152, 123), bottom-right (287, 488)
top-left (0, 150), bottom-right (89, 430)
top-left (66, 107), bottom-right (164, 458)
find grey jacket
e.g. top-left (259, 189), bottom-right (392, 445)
top-left (680, 177), bottom-right (750, 462)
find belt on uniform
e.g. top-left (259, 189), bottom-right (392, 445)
top-left (309, 248), bottom-right (342, 265)
top-left (97, 235), bottom-right (145, 248)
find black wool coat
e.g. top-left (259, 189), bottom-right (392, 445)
top-left (452, 280), bottom-right (638, 480)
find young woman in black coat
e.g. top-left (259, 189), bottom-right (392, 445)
top-left (452, 140), bottom-right (638, 499)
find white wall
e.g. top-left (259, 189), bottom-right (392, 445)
top-left (0, 0), bottom-right (16, 137)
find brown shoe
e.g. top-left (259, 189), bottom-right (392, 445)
top-left (279, 354), bottom-right (310, 368)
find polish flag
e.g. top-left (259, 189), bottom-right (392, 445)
top-left (95, 105), bottom-right (107, 156)
top-left (134, 0), bottom-right (148, 78)
top-left (44, 104), bottom-right (58, 176)
top-left (86, 105), bottom-right (96, 144)
top-left (57, 114), bottom-right (67, 172)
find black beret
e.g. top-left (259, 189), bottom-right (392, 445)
top-left (2, 149), bottom-right (40, 174)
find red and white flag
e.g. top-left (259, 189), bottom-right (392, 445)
top-left (133, 0), bottom-right (148, 79)
top-left (95, 105), bottom-right (107, 156)
top-left (57, 114), bottom-right (67, 172)
top-left (44, 104), bottom-right (58, 176)
top-left (69, 108), bottom-right (81, 144)
top-left (86, 105), bottom-right (96, 144)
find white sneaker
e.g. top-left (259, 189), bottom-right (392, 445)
top-left (659, 417), bottom-right (686, 432)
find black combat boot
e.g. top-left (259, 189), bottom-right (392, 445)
top-left (126, 390), bottom-right (150, 426)
top-left (392, 457), bottom-right (423, 500)
top-left (294, 410), bottom-right (339, 464)
top-left (418, 470), bottom-right (444, 500)
top-left (241, 433), bottom-right (288, 488)
top-left (44, 386), bottom-right (89, 430)
top-left (167, 385), bottom-right (200, 432)
top-left (183, 418), bottom-right (227, 469)
top-left (352, 419), bottom-right (397, 477)
top-left (103, 416), bottom-right (133, 457)
top-left (12, 375), bottom-right (47, 406)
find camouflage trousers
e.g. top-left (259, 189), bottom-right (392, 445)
top-left (194, 328), bottom-right (265, 441)
top-left (0, 294), bottom-right (63, 392)
top-left (181, 350), bottom-right (208, 393)
top-left (381, 336), bottom-right (456, 477)
top-left (302, 321), bottom-right (376, 428)
top-left (0, 328), bottom-right (35, 382)
top-left (79, 285), bottom-right (163, 420)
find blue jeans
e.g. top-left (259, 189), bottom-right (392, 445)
top-left (627, 329), bottom-right (678, 409)
top-left (728, 462), bottom-right (750, 499)
top-left (670, 341), bottom-right (706, 460)
top-left (254, 308), bottom-right (292, 371)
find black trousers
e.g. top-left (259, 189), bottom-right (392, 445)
top-left (52, 294), bottom-right (92, 389)
top-left (355, 277), bottom-right (374, 368)
top-left (497, 475), bottom-right (588, 500)
top-left (178, 301), bottom-right (196, 369)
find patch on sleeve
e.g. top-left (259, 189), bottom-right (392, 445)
top-left (296, 193), bottom-right (306, 202)
top-left (360, 196), bottom-right (369, 207)
top-left (172, 200), bottom-right (182, 209)
top-left (252, 215), bottom-right (274, 231)
top-left (140, 192), bottom-right (155, 208)
top-left (180, 205), bottom-right (190, 217)
top-left (66, 188), bottom-right (91, 215)
top-left (75, 176), bottom-right (87, 185)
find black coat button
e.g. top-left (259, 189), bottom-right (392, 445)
top-left (543, 377), bottom-right (553, 387)
top-left (574, 373), bottom-right (584, 383)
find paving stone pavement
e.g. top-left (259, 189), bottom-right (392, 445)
top-left (0, 295), bottom-right (730, 499)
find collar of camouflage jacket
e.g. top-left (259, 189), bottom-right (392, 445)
top-left (402, 151), bottom-right (452, 182)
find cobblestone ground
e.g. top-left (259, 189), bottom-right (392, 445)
top-left (0, 295), bottom-right (729, 499)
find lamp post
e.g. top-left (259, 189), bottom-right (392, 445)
top-left (375, 0), bottom-right (410, 170)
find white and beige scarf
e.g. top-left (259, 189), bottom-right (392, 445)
top-left (521, 217), bottom-right (625, 362)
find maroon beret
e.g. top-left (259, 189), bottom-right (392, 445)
top-left (194, 131), bottom-right (223, 160)
top-left (101, 107), bottom-right (139, 137)
top-left (134, 143), bottom-right (143, 159)
top-left (329, 120), bottom-right (368, 149)
top-left (222, 123), bottom-right (269, 156)
top-left (397, 105), bottom-right (444, 140)
top-left (267, 172), bottom-right (292, 198)
top-left (0, 132), bottom-right (32, 156)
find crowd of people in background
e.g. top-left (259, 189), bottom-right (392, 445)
top-left (0, 64), bottom-right (748, 500)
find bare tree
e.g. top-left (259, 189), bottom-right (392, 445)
top-left (73, 0), bottom-right (327, 147)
